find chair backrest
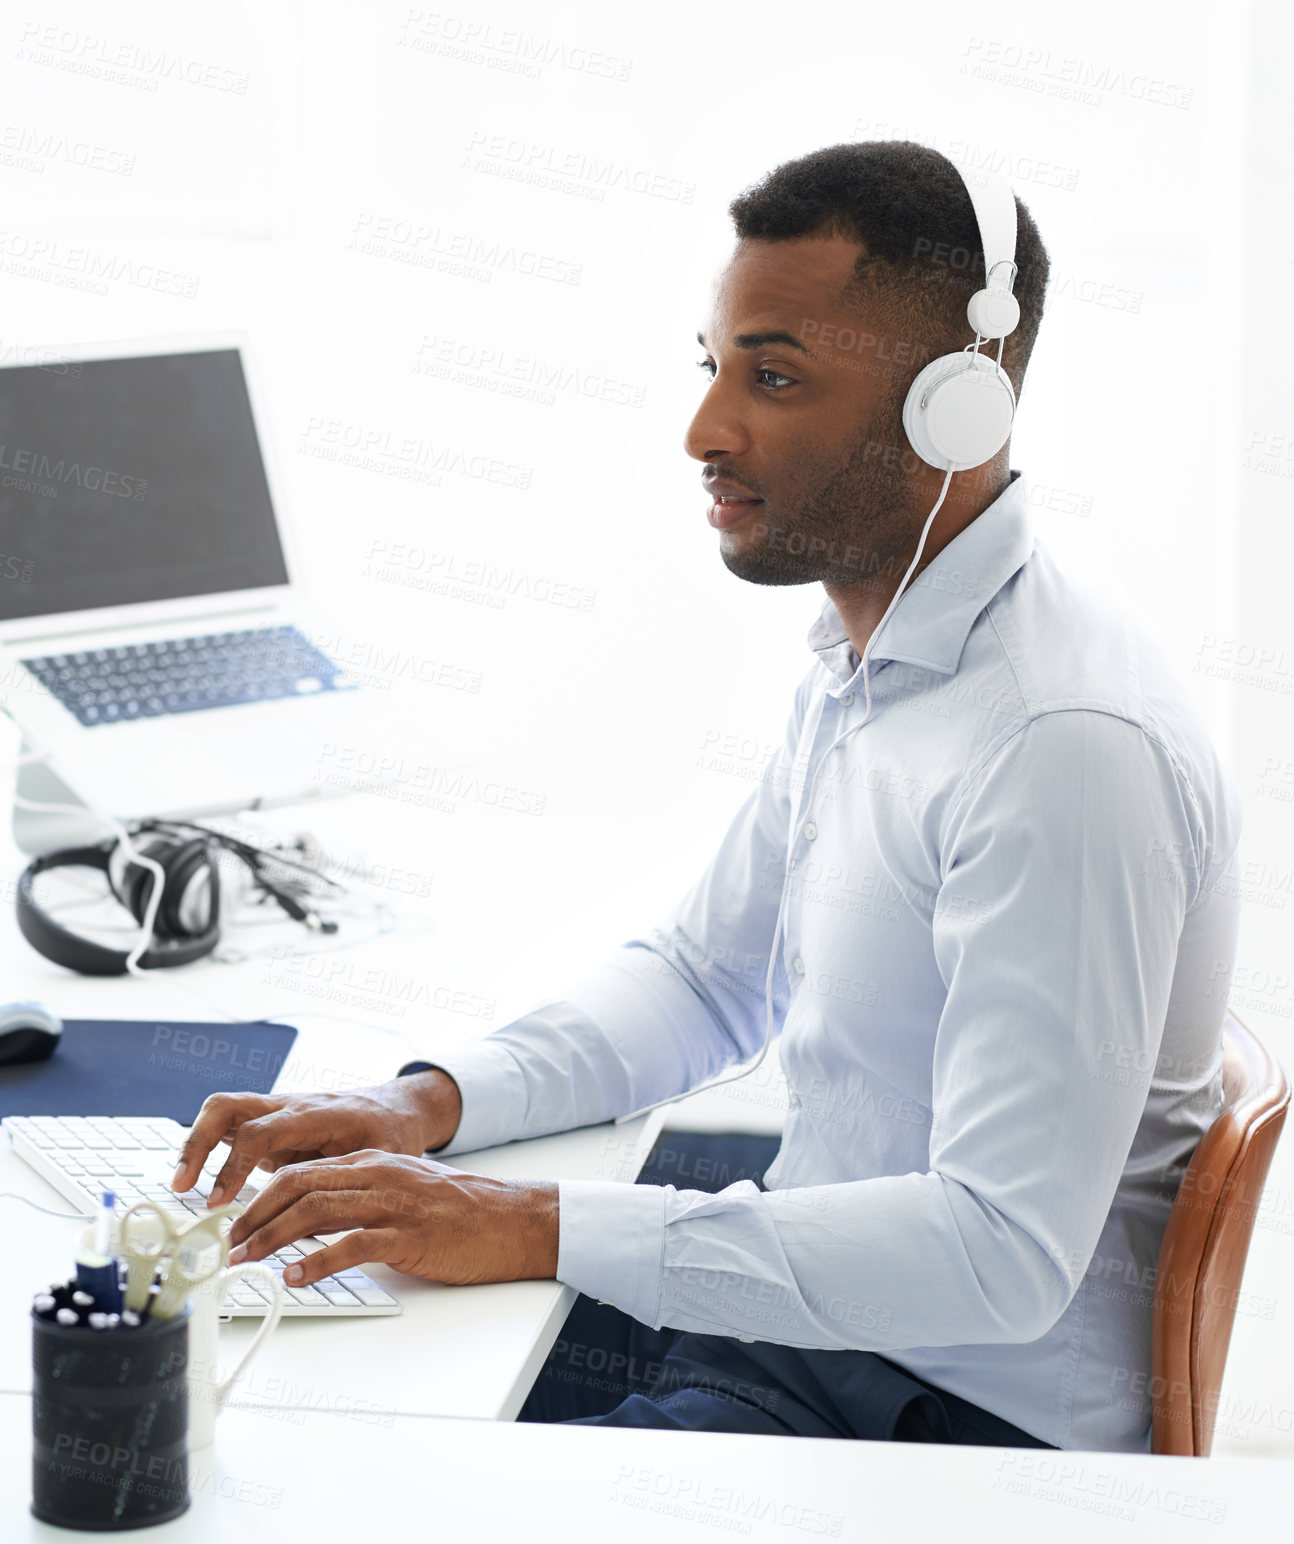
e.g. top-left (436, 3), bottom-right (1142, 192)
top-left (1151, 1009), bottom-right (1290, 1455)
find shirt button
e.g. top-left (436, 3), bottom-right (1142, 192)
top-left (803, 822), bottom-right (818, 841)
top-left (739, 1336), bottom-right (756, 1343)
top-left (793, 957), bottom-right (806, 975)
top-left (840, 692), bottom-right (854, 705)
top-left (788, 1090), bottom-right (801, 1107)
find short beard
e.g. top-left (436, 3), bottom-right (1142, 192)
top-left (719, 390), bottom-right (923, 592)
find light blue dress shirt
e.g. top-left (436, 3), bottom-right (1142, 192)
top-left (426, 469), bottom-right (1244, 1451)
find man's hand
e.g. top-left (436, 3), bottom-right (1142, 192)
top-left (170, 1071), bottom-right (463, 1205)
top-left (224, 1152), bottom-right (560, 1286)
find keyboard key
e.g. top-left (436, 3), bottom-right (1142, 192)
top-left (284, 1286), bottom-right (329, 1307)
top-left (132, 1132), bottom-right (170, 1150)
top-left (353, 1288), bottom-right (399, 1307)
top-left (319, 1287), bottom-right (360, 1307)
top-left (228, 1286), bottom-right (269, 1307)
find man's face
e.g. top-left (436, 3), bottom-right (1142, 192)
top-left (685, 232), bottom-right (931, 588)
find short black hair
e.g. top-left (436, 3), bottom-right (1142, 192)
top-left (728, 140), bottom-right (1049, 399)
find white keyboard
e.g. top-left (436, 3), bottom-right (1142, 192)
top-left (5, 1115), bottom-right (401, 1318)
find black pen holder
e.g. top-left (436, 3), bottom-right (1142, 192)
top-left (31, 1304), bottom-right (191, 1531)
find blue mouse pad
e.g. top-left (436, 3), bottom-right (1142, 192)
top-left (0, 1019), bottom-right (298, 1124)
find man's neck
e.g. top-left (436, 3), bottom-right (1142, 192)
top-left (826, 468), bottom-right (1014, 665)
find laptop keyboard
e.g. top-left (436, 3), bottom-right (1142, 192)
top-left (22, 625), bottom-right (355, 727)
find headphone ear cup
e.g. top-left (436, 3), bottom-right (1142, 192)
top-left (114, 836), bottom-right (217, 941)
top-left (117, 837), bottom-right (176, 929)
top-left (213, 848), bottom-right (254, 915)
top-left (156, 839), bottom-right (217, 940)
top-left (106, 837), bottom-right (141, 908)
top-left (902, 351), bottom-right (1016, 472)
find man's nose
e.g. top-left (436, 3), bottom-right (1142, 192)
top-left (683, 381), bottom-right (748, 463)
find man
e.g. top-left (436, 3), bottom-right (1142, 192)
top-left (173, 142), bottom-right (1242, 1452)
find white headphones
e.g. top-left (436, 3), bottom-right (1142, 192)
top-left (901, 169), bottom-right (1020, 472)
top-left (615, 161), bottom-right (1021, 1125)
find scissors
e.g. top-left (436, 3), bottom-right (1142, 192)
top-left (119, 1199), bottom-right (241, 1318)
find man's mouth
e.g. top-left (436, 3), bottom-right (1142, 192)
top-left (708, 495), bottom-right (764, 529)
top-left (704, 482), bottom-right (765, 530)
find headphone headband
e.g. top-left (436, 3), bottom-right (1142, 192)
top-left (959, 167), bottom-right (1018, 303)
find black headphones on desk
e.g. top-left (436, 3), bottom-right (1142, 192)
top-left (16, 818), bottom-right (341, 976)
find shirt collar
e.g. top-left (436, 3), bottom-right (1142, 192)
top-left (806, 468), bottom-right (1035, 691)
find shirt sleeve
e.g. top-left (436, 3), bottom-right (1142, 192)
top-left (556, 709), bottom-right (1202, 1348)
top-left (402, 669), bottom-right (817, 1160)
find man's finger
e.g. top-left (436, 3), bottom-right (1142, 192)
top-left (172, 1093), bottom-right (279, 1191)
top-left (227, 1158), bottom-right (361, 1243)
top-left (208, 1111), bottom-right (334, 1205)
top-left (256, 1149), bottom-right (324, 1174)
top-left (279, 1227), bottom-right (401, 1288)
top-left (228, 1189), bottom-right (377, 1264)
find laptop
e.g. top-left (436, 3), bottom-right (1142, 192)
top-left (0, 338), bottom-right (419, 847)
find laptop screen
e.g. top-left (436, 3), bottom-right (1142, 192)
top-left (0, 348), bottom-right (290, 622)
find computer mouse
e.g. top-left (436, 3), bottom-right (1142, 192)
top-left (0, 1002), bottom-right (63, 1065)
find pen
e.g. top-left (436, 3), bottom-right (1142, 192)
top-left (75, 1191), bottom-right (123, 1314)
top-left (94, 1189), bottom-right (114, 1257)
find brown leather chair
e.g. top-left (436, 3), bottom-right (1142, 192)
top-left (1151, 1008), bottom-right (1290, 1455)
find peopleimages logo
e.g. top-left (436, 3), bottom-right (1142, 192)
top-left (0, 444), bottom-right (147, 499)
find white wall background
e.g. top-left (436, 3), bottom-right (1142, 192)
top-left (4, 0), bottom-right (1293, 1461)
top-left (0, 0), bottom-right (1246, 825)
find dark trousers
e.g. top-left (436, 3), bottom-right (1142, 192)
top-left (518, 1132), bottom-right (1056, 1448)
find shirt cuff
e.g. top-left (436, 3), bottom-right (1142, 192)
top-left (395, 1040), bottom-right (530, 1158)
top-left (556, 1178), bottom-right (665, 1326)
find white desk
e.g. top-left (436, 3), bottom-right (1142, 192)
top-left (0, 784), bottom-right (679, 1422)
top-left (2, 1389), bottom-right (1290, 1542)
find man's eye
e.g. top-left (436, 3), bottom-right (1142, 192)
top-left (694, 359), bottom-right (797, 391)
